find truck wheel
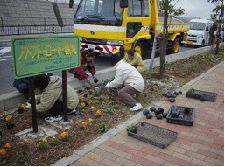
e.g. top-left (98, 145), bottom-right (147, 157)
top-left (171, 38), bottom-right (180, 53)
top-left (134, 42), bottom-right (143, 57)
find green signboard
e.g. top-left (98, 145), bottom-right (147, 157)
top-left (11, 35), bottom-right (80, 79)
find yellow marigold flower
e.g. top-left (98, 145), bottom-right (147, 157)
top-left (82, 109), bottom-right (85, 112)
top-left (61, 132), bottom-right (67, 137)
top-left (0, 149), bottom-right (6, 155)
top-left (6, 115), bottom-right (11, 121)
top-left (79, 96), bottom-right (81, 99)
top-left (37, 142), bottom-right (41, 147)
top-left (82, 122), bottom-right (87, 127)
top-left (2, 111), bottom-right (6, 116)
top-left (22, 104), bottom-right (26, 108)
top-left (81, 103), bottom-right (85, 107)
top-left (88, 100), bottom-right (92, 104)
top-left (88, 118), bottom-right (92, 123)
top-left (21, 141), bottom-right (25, 145)
top-left (97, 110), bottom-right (101, 115)
top-left (18, 103), bottom-right (21, 107)
top-left (87, 94), bottom-right (89, 98)
top-left (52, 136), bottom-right (56, 141)
top-left (91, 106), bottom-right (95, 110)
top-left (43, 138), bottom-right (47, 143)
top-left (4, 143), bottom-right (11, 148)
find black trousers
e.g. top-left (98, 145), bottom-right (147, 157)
top-left (48, 100), bottom-right (73, 117)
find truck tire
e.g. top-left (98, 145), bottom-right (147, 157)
top-left (167, 38), bottom-right (179, 54)
top-left (134, 42), bottom-right (144, 57)
top-left (171, 38), bottom-right (180, 53)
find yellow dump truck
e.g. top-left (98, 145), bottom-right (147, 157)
top-left (69, 0), bottom-right (189, 57)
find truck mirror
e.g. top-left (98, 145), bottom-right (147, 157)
top-left (69, 0), bottom-right (74, 8)
top-left (120, 0), bottom-right (128, 8)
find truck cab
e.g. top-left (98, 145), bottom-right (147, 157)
top-left (70, 0), bottom-right (189, 57)
top-left (181, 19), bottom-right (214, 47)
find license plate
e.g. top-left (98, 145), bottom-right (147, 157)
top-left (187, 41), bottom-right (193, 45)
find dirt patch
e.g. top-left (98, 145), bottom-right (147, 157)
top-left (0, 47), bottom-right (223, 166)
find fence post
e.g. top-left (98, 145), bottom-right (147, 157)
top-left (53, 24), bottom-right (55, 34)
top-left (44, 18), bottom-right (46, 31)
top-left (18, 24), bottom-right (19, 36)
top-left (1, 17), bottom-right (3, 27)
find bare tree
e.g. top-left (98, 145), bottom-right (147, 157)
top-left (158, 0), bottom-right (185, 78)
top-left (208, 0), bottom-right (224, 54)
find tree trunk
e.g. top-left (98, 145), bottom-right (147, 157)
top-left (215, 23), bottom-right (221, 55)
top-left (159, 6), bottom-right (168, 78)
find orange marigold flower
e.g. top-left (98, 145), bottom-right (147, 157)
top-left (88, 118), bottom-right (92, 123)
top-left (6, 115), bottom-right (11, 121)
top-left (36, 101), bottom-right (38, 104)
top-left (4, 143), bottom-right (11, 148)
top-left (79, 96), bottom-right (81, 99)
top-left (82, 122), bottom-right (87, 127)
top-left (37, 142), bottom-right (41, 147)
top-left (81, 103), bottom-right (85, 107)
top-left (61, 132), bottom-right (67, 137)
top-left (17, 103), bottom-right (21, 107)
top-left (0, 149), bottom-right (6, 155)
top-left (2, 111), bottom-right (6, 116)
top-left (21, 141), bottom-right (25, 145)
top-left (97, 110), bottom-right (101, 115)
top-left (91, 106), bottom-right (95, 110)
top-left (22, 104), bottom-right (26, 108)
top-left (88, 100), bottom-right (92, 104)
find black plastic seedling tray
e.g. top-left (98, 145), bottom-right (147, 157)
top-left (166, 105), bottom-right (195, 126)
top-left (127, 122), bottom-right (178, 149)
top-left (186, 89), bottom-right (217, 102)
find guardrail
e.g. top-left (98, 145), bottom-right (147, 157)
top-left (0, 24), bottom-right (73, 36)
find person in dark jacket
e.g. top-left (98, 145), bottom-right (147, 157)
top-left (67, 50), bottom-right (98, 85)
top-left (13, 73), bottom-right (53, 99)
top-left (13, 77), bottom-right (30, 99)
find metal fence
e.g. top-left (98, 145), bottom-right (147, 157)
top-left (0, 24), bottom-right (74, 36)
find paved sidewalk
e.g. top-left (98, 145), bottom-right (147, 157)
top-left (69, 62), bottom-right (224, 166)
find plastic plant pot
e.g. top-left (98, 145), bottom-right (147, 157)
top-left (157, 114), bottom-right (163, 120)
top-left (146, 113), bottom-right (153, 119)
top-left (143, 109), bottom-right (150, 116)
top-left (158, 108), bottom-right (164, 114)
top-left (150, 107), bottom-right (156, 112)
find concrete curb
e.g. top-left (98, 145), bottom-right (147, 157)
top-left (0, 45), bottom-right (218, 112)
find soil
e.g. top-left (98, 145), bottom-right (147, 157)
top-left (0, 47), bottom-right (223, 166)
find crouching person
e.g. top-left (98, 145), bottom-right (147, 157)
top-left (26, 74), bottom-right (79, 122)
top-left (105, 55), bottom-right (144, 111)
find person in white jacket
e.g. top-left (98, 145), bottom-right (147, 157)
top-left (105, 55), bottom-right (144, 111)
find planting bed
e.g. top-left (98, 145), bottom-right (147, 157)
top-left (0, 46), bottom-right (223, 165)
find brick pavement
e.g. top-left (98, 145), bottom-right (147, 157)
top-left (70, 62), bottom-right (224, 166)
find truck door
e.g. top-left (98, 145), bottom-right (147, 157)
top-left (124, 0), bottom-right (151, 56)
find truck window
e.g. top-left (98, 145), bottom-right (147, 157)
top-left (75, 0), bottom-right (123, 26)
top-left (128, 0), bottom-right (149, 17)
top-left (190, 22), bottom-right (207, 31)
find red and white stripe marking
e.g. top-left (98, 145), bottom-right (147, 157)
top-left (80, 42), bottom-right (120, 55)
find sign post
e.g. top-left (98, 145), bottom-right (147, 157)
top-left (11, 35), bottom-right (80, 132)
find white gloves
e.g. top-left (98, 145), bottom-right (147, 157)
top-left (25, 102), bottom-right (31, 109)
